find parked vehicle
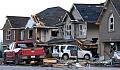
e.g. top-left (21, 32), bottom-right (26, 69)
top-left (3, 41), bottom-right (45, 64)
top-left (113, 51), bottom-right (120, 63)
top-left (52, 44), bottom-right (92, 60)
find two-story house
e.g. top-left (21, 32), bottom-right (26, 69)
top-left (57, 3), bottom-right (104, 57)
top-left (25, 7), bottom-right (67, 44)
top-left (2, 16), bottom-right (29, 45)
top-left (96, 0), bottom-right (120, 60)
top-left (2, 7), bottom-right (67, 47)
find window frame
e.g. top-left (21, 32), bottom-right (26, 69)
top-left (66, 24), bottom-right (71, 36)
top-left (28, 30), bottom-right (33, 39)
top-left (108, 14), bottom-right (114, 32)
top-left (6, 30), bottom-right (11, 40)
top-left (79, 24), bottom-right (83, 36)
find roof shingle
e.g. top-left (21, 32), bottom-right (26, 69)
top-left (7, 16), bottom-right (29, 28)
top-left (74, 3), bottom-right (104, 22)
top-left (36, 7), bottom-right (67, 27)
top-left (111, 0), bottom-right (120, 16)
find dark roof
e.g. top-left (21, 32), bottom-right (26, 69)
top-left (67, 12), bottom-right (75, 20)
top-left (74, 3), bottom-right (104, 22)
top-left (7, 16), bottom-right (29, 28)
top-left (36, 7), bottom-right (67, 27)
top-left (111, 0), bottom-right (120, 16)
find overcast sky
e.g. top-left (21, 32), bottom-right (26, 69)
top-left (0, 0), bottom-right (106, 41)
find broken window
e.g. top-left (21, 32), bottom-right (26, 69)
top-left (28, 30), bottom-right (33, 39)
top-left (6, 30), bottom-right (11, 40)
top-left (109, 14), bottom-right (114, 32)
top-left (52, 31), bottom-right (58, 37)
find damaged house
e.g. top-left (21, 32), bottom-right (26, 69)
top-left (26, 7), bottom-right (67, 45)
top-left (96, 0), bottom-right (120, 60)
top-left (54, 3), bottom-right (104, 57)
top-left (2, 7), bottom-right (67, 47)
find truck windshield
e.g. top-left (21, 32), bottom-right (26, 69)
top-left (16, 43), bottom-right (34, 48)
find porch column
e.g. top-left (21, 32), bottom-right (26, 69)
top-left (100, 43), bottom-right (105, 56)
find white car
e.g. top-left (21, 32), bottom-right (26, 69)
top-left (113, 51), bottom-right (120, 63)
top-left (52, 44), bottom-right (92, 60)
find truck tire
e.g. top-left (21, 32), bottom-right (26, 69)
top-left (84, 54), bottom-right (90, 60)
top-left (3, 55), bottom-right (7, 64)
top-left (26, 61), bottom-right (30, 64)
top-left (15, 55), bottom-right (19, 65)
top-left (63, 54), bottom-right (69, 60)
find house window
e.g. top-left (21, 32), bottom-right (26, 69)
top-left (79, 24), bottom-right (82, 36)
top-left (66, 25), bottom-right (71, 36)
top-left (52, 31), bottom-right (58, 37)
top-left (28, 30), bottom-right (33, 39)
top-left (6, 30), bottom-right (11, 40)
top-left (60, 26), bottom-right (64, 36)
top-left (109, 14), bottom-right (114, 32)
top-left (21, 30), bottom-right (25, 40)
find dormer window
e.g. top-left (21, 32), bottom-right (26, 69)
top-left (109, 14), bottom-right (114, 32)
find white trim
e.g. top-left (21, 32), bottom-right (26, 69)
top-left (61, 13), bottom-right (67, 22)
top-left (7, 19), bottom-right (13, 28)
top-left (34, 26), bottom-right (58, 29)
top-left (108, 13), bottom-right (114, 32)
top-left (9, 27), bottom-right (25, 30)
top-left (6, 29), bottom-right (11, 40)
top-left (73, 4), bottom-right (85, 21)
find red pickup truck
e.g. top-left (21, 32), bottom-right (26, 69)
top-left (3, 41), bottom-right (44, 64)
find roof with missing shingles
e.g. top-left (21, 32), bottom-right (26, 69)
top-left (36, 7), bottom-right (67, 27)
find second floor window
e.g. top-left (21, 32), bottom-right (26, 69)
top-left (79, 24), bottom-right (82, 36)
top-left (109, 14), bottom-right (114, 32)
top-left (66, 25), bottom-right (71, 36)
top-left (6, 30), bottom-right (11, 40)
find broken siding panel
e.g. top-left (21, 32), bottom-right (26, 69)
top-left (25, 16), bottom-right (35, 29)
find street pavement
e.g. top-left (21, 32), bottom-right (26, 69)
top-left (0, 65), bottom-right (120, 70)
